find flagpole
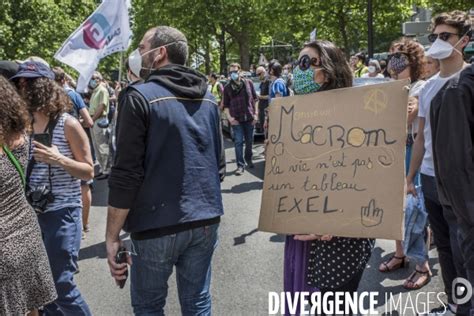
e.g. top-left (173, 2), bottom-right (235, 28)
top-left (118, 52), bottom-right (123, 83)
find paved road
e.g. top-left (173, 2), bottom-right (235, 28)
top-left (76, 138), bottom-right (445, 315)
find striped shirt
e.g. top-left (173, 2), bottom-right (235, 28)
top-left (29, 113), bottom-right (82, 212)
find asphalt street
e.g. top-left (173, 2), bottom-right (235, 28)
top-left (76, 137), bottom-right (445, 316)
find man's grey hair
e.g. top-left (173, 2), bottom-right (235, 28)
top-left (150, 26), bottom-right (188, 65)
top-left (368, 59), bottom-right (381, 72)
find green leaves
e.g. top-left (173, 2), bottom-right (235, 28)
top-left (0, 0), bottom-right (469, 76)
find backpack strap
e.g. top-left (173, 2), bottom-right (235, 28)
top-left (3, 145), bottom-right (26, 187)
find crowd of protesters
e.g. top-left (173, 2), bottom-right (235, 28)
top-left (0, 9), bottom-right (473, 316)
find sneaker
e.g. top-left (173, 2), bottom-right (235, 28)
top-left (235, 167), bottom-right (245, 175)
top-left (95, 173), bottom-right (109, 180)
top-left (247, 161), bottom-right (255, 169)
top-left (420, 304), bottom-right (455, 315)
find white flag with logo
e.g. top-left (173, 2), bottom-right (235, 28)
top-left (310, 28), bottom-right (317, 41)
top-left (54, 0), bottom-right (132, 92)
top-left (258, 53), bottom-right (268, 66)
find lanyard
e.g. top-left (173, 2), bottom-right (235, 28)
top-left (2, 145), bottom-right (26, 187)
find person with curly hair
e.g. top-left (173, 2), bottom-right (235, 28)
top-left (12, 61), bottom-right (93, 315)
top-left (379, 38), bottom-right (432, 290)
top-left (0, 75), bottom-right (57, 315)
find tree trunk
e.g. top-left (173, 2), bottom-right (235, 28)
top-left (218, 26), bottom-right (227, 76)
top-left (338, 8), bottom-right (350, 58)
top-left (204, 40), bottom-right (211, 75)
top-left (238, 32), bottom-right (250, 70)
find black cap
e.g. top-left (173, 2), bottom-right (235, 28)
top-left (0, 61), bottom-right (19, 79)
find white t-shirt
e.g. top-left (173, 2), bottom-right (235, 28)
top-left (408, 80), bottom-right (426, 135)
top-left (418, 71), bottom-right (462, 176)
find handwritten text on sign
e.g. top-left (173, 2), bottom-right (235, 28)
top-left (258, 80), bottom-right (409, 240)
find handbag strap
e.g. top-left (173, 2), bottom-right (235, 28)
top-left (3, 144), bottom-right (26, 187)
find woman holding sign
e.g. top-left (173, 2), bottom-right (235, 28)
top-left (284, 40), bottom-right (375, 315)
top-left (379, 38), bottom-right (431, 290)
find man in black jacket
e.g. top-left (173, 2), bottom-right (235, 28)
top-left (431, 62), bottom-right (474, 315)
top-left (407, 11), bottom-right (472, 315)
top-left (106, 26), bottom-right (225, 315)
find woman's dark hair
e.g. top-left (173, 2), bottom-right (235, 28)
top-left (0, 76), bottom-right (30, 145)
top-left (355, 52), bottom-right (366, 64)
top-left (210, 73), bottom-right (218, 80)
top-left (19, 77), bottom-right (72, 119)
top-left (390, 37), bottom-right (425, 82)
top-left (269, 60), bottom-right (283, 78)
top-left (303, 40), bottom-right (353, 90)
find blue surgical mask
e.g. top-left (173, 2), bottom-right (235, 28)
top-left (230, 72), bottom-right (239, 81)
top-left (89, 79), bottom-right (98, 89)
top-left (293, 66), bottom-right (321, 95)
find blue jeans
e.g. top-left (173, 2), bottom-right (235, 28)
top-left (37, 207), bottom-right (91, 316)
top-left (232, 122), bottom-right (254, 168)
top-left (406, 143), bottom-right (420, 185)
top-left (130, 223), bottom-right (219, 316)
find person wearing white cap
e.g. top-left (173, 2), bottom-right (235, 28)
top-left (16, 56), bottom-right (50, 68)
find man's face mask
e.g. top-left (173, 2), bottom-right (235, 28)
top-left (230, 71), bottom-right (239, 81)
top-left (128, 41), bottom-right (182, 79)
top-left (426, 31), bottom-right (469, 60)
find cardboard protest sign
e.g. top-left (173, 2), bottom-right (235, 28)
top-left (258, 80), bottom-right (409, 240)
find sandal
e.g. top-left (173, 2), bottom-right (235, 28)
top-left (379, 255), bottom-right (408, 272)
top-left (403, 269), bottom-right (431, 290)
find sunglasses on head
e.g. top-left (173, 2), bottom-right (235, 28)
top-left (387, 52), bottom-right (409, 60)
top-left (427, 32), bottom-right (460, 43)
top-left (298, 55), bottom-right (320, 71)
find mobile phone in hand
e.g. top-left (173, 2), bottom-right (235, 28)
top-left (115, 246), bottom-right (128, 289)
top-left (33, 133), bottom-right (51, 147)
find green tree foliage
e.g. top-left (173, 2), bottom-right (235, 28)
top-left (0, 0), bottom-right (471, 77)
top-left (0, 0), bottom-right (97, 64)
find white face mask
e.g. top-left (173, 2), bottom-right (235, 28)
top-left (128, 46), bottom-right (161, 79)
top-left (427, 35), bottom-right (465, 60)
top-left (368, 66), bottom-right (376, 73)
top-left (128, 41), bottom-right (183, 79)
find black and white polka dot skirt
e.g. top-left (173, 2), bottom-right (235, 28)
top-left (307, 237), bottom-right (375, 290)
